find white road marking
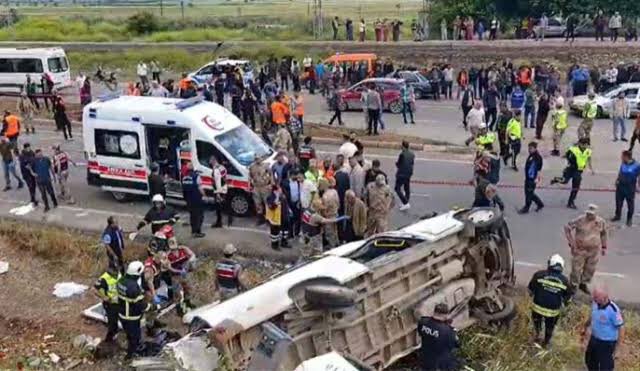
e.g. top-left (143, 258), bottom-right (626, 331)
top-left (412, 193), bottom-right (431, 198)
top-left (317, 150), bottom-right (472, 165)
top-left (515, 261), bottom-right (625, 279)
top-left (225, 226), bottom-right (270, 236)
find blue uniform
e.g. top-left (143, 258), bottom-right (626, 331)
top-left (614, 160), bottom-right (640, 223)
top-left (181, 170), bottom-right (204, 235)
top-left (585, 300), bottom-right (624, 371)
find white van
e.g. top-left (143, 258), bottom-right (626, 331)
top-left (82, 95), bottom-right (274, 216)
top-left (0, 47), bottom-right (71, 92)
top-left (188, 57), bottom-right (254, 87)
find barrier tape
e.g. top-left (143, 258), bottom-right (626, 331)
top-left (410, 179), bottom-right (617, 193)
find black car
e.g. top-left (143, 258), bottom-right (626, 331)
top-left (388, 70), bottom-right (434, 99)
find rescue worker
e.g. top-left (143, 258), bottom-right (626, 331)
top-left (265, 184), bottom-right (289, 250)
top-left (147, 163), bottom-right (166, 200)
top-left (304, 158), bottom-right (322, 185)
top-left (319, 178), bottom-right (340, 248)
top-left (417, 303), bottom-right (460, 371)
top-left (474, 123), bottom-right (496, 150)
top-left (551, 138), bottom-right (594, 209)
top-left (102, 216), bottom-right (125, 273)
top-left (117, 261), bottom-right (150, 359)
top-left (270, 94), bottom-right (289, 127)
top-left (18, 143), bottom-right (37, 205)
top-left (249, 154), bottom-right (273, 225)
top-left (364, 174), bottom-right (395, 237)
top-left (136, 194), bottom-right (178, 234)
top-left (528, 254), bottom-right (573, 347)
top-left (166, 232), bottom-right (195, 315)
top-left (298, 136), bottom-right (316, 172)
top-left (142, 251), bottom-right (171, 331)
top-left (210, 156), bottom-right (233, 228)
top-left (579, 92), bottom-right (598, 145)
top-left (300, 197), bottom-right (342, 260)
top-left (1, 110), bottom-right (20, 147)
top-left (564, 204), bottom-right (607, 294)
top-left (551, 102), bottom-right (569, 156)
top-left (93, 265), bottom-right (120, 342)
top-left (273, 122), bottom-right (293, 154)
top-left (504, 110), bottom-right (523, 171)
top-left (582, 286), bottom-right (625, 371)
top-left (181, 161), bottom-right (206, 238)
top-left (612, 150), bottom-right (640, 226)
top-left (52, 145), bottom-right (76, 204)
top-left (215, 244), bottom-right (245, 300)
top-left (472, 178), bottom-right (502, 211)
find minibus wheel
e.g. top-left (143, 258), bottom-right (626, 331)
top-left (230, 191), bottom-right (251, 216)
top-left (111, 191), bottom-right (129, 202)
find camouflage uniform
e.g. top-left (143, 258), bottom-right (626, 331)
top-left (273, 126), bottom-right (293, 154)
top-left (567, 214), bottom-right (607, 287)
top-left (322, 188), bottom-right (340, 248)
top-left (364, 182), bottom-right (395, 237)
top-left (249, 160), bottom-right (273, 215)
top-left (300, 210), bottom-right (325, 261)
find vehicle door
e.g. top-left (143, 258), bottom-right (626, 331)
top-left (193, 63), bottom-right (216, 86)
top-left (344, 82), bottom-right (366, 109)
top-left (546, 18), bottom-right (564, 37)
top-left (90, 118), bottom-right (149, 195)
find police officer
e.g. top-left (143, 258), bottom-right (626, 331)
top-left (210, 156), bottom-right (233, 228)
top-left (147, 162), bottom-right (166, 200)
top-left (136, 194), bottom-right (178, 235)
top-left (612, 150), bottom-right (640, 226)
top-left (504, 110), bottom-right (523, 171)
top-left (249, 154), bottom-right (273, 225)
top-left (551, 138), bottom-right (594, 209)
top-left (364, 174), bottom-right (395, 237)
top-left (474, 123), bottom-right (496, 150)
top-left (102, 216), bottom-right (125, 273)
top-left (417, 302), bottom-right (460, 371)
top-left (579, 92), bottom-right (598, 145)
top-left (528, 254), bottom-right (573, 347)
top-left (215, 244), bottom-right (245, 300)
top-left (93, 265), bottom-right (120, 342)
top-left (564, 204), bottom-right (607, 294)
top-left (117, 261), bottom-right (150, 359)
top-left (298, 136), bottom-right (316, 172)
top-left (582, 286), bottom-right (625, 371)
top-left (518, 141), bottom-right (544, 214)
top-left (181, 161), bottom-right (206, 238)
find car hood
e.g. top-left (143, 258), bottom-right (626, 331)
top-left (571, 95), bottom-right (609, 107)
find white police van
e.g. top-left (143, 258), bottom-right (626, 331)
top-left (82, 95), bottom-right (274, 216)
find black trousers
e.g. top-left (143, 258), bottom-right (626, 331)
top-left (595, 27), bottom-right (605, 41)
top-left (213, 195), bottom-right (233, 226)
top-left (585, 337), bottom-right (616, 371)
top-left (103, 302), bottom-right (120, 341)
top-left (242, 110), bottom-right (256, 130)
top-left (367, 109), bottom-right (380, 134)
top-left (614, 187), bottom-right (635, 223)
top-left (216, 94), bottom-right (224, 106)
top-left (188, 202), bottom-right (204, 234)
top-left (531, 311), bottom-right (558, 344)
top-left (554, 168), bottom-right (582, 205)
top-left (509, 139), bottom-right (521, 168)
top-left (24, 175), bottom-right (38, 204)
top-left (280, 75), bottom-right (289, 90)
top-left (37, 181), bottom-right (57, 209)
top-left (292, 76), bottom-right (301, 91)
top-left (120, 318), bottom-right (142, 358)
top-left (485, 107), bottom-right (498, 131)
top-left (289, 203), bottom-right (301, 237)
top-left (629, 130), bottom-right (640, 151)
top-left (462, 106), bottom-right (471, 128)
top-left (524, 179), bottom-right (544, 210)
top-left (395, 176), bottom-right (411, 205)
top-left (328, 109), bottom-right (343, 125)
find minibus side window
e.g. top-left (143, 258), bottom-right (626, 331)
top-left (95, 129), bottom-right (141, 159)
top-left (0, 59), bottom-right (12, 73)
top-left (14, 58), bottom-right (43, 73)
top-left (48, 57), bottom-right (69, 73)
top-left (195, 140), bottom-right (241, 176)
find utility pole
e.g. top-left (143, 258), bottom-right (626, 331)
top-left (159, 0), bottom-right (163, 17)
top-left (180, 0), bottom-right (185, 21)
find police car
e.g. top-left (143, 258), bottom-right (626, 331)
top-left (188, 58), bottom-right (254, 87)
top-left (82, 95), bottom-right (275, 216)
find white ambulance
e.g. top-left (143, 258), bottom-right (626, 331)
top-left (82, 95), bottom-right (274, 216)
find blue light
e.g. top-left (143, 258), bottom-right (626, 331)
top-left (167, 120), bottom-right (176, 125)
top-left (175, 96), bottom-right (204, 110)
top-left (97, 93), bottom-right (120, 102)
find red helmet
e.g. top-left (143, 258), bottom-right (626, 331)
top-left (154, 225), bottom-right (175, 240)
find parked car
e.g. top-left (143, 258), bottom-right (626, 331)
top-left (387, 70), bottom-right (434, 99)
top-left (569, 83), bottom-right (640, 118)
top-left (332, 78), bottom-right (403, 113)
top-left (531, 17), bottom-right (567, 38)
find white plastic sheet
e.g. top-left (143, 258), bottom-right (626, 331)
top-left (53, 282), bottom-right (88, 298)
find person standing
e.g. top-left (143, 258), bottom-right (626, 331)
top-left (150, 60), bottom-right (161, 83)
top-left (536, 14), bottom-right (548, 41)
top-left (535, 91), bottom-right (550, 140)
top-left (609, 11), bottom-right (622, 42)
top-left (210, 156), bottom-right (233, 228)
top-left (102, 216), bottom-right (125, 273)
top-left (181, 161), bottom-right (206, 238)
top-left (348, 156), bottom-right (366, 198)
top-left (565, 13), bottom-right (577, 42)
top-left (489, 16), bottom-right (499, 40)
top-left (320, 178), bottom-right (340, 248)
top-left (18, 143), bottom-right (37, 205)
top-left (327, 87), bottom-right (344, 126)
top-left (364, 174), bottom-right (394, 237)
top-left (52, 145), bottom-right (76, 204)
top-left (610, 92), bottom-right (629, 142)
top-left (630, 112), bottom-right (640, 152)
top-left (215, 244), bottom-right (245, 300)
top-left (136, 61), bottom-right (149, 87)
top-left (31, 149), bottom-right (56, 212)
top-left (52, 94), bottom-right (72, 141)
top-left (2, 110), bottom-right (20, 147)
top-left (395, 140), bottom-right (415, 211)
top-left (279, 58), bottom-right (290, 91)
top-left (440, 18), bottom-right (448, 40)
top-left (564, 204), bottom-right (607, 293)
top-left (332, 16), bottom-right (340, 40)
top-left (344, 189), bottom-right (366, 242)
top-left (505, 110), bottom-right (523, 171)
top-left (365, 85), bottom-right (381, 135)
top-left (464, 101), bottom-right (485, 145)
top-left (460, 85), bottom-right (474, 130)
top-left (0, 136), bottom-right (23, 192)
top-left (283, 171), bottom-right (302, 239)
top-left (400, 83), bottom-right (415, 125)
top-left (417, 303), bottom-right (460, 371)
top-left (345, 18), bottom-right (354, 41)
top-left (249, 154), bottom-right (273, 225)
top-left (612, 150), bottom-right (640, 226)
top-left (17, 92), bottom-right (35, 135)
top-left (483, 84), bottom-right (500, 131)
top-left (265, 185), bottom-right (289, 250)
top-left (582, 287), bottom-right (625, 371)
top-left (528, 254), bottom-right (573, 347)
top-left (594, 10), bottom-right (606, 42)
top-left (551, 139), bottom-right (593, 209)
top-left (443, 65), bottom-right (454, 99)
top-left (551, 102), bottom-right (568, 156)
top-left (519, 142), bottom-right (544, 213)
top-left (93, 265), bottom-right (120, 343)
top-left (117, 261), bottom-right (149, 359)
top-left (358, 18), bottom-right (366, 42)
top-left (523, 86), bottom-right (537, 129)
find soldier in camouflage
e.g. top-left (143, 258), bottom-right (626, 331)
top-left (365, 174), bottom-right (395, 237)
top-left (248, 154), bottom-right (273, 225)
top-left (320, 177), bottom-right (341, 248)
top-left (300, 197), bottom-right (341, 261)
top-left (564, 204), bottom-right (608, 294)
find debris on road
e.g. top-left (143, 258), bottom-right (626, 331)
top-left (0, 261), bottom-right (8, 274)
top-left (72, 334), bottom-right (101, 352)
top-left (53, 282), bottom-right (88, 298)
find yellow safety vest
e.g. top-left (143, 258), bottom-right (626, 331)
top-left (99, 272), bottom-right (120, 304)
top-left (475, 132), bottom-right (496, 147)
top-left (532, 303), bottom-right (561, 317)
top-left (554, 109), bottom-right (568, 130)
top-left (583, 101), bottom-right (598, 119)
top-left (569, 146), bottom-right (592, 171)
top-left (506, 118), bottom-right (522, 140)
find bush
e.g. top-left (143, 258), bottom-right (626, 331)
top-left (126, 11), bottom-right (160, 35)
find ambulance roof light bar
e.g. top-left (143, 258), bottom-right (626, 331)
top-left (97, 93), bottom-right (120, 102)
top-left (175, 96), bottom-right (204, 111)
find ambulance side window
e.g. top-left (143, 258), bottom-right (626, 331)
top-left (195, 140), bottom-right (241, 176)
top-left (95, 129), bottom-right (141, 159)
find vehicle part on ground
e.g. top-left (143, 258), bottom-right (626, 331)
top-left (177, 208), bottom-right (515, 370)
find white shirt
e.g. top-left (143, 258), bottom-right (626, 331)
top-left (303, 57), bottom-right (312, 68)
top-left (443, 68), bottom-right (454, 82)
top-left (301, 179), bottom-right (317, 209)
top-left (137, 63), bottom-right (148, 77)
top-left (150, 86), bottom-right (168, 97)
top-left (606, 68), bottom-right (618, 83)
top-left (339, 142), bottom-right (358, 159)
top-left (609, 15), bottom-right (622, 29)
top-left (539, 16), bottom-right (548, 28)
top-left (466, 108), bottom-right (485, 129)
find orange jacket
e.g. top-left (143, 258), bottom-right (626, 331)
top-left (271, 101), bottom-right (289, 125)
top-left (179, 78), bottom-right (191, 91)
top-left (3, 114), bottom-right (20, 137)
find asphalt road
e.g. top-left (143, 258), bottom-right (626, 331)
top-left (2, 119), bottom-right (638, 301)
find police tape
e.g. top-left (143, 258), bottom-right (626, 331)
top-left (410, 179), bottom-right (617, 193)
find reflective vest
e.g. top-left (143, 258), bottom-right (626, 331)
top-left (554, 109), bottom-right (568, 130)
top-left (53, 152), bottom-right (69, 173)
top-left (216, 259), bottom-right (240, 289)
top-left (117, 275), bottom-right (147, 321)
top-left (506, 118), bottom-right (522, 140)
top-left (3, 114), bottom-right (19, 137)
top-left (99, 272), bottom-right (120, 304)
top-left (301, 209), bottom-right (322, 236)
top-left (305, 169), bottom-right (320, 185)
top-left (475, 132), bottom-right (496, 147)
top-left (142, 256), bottom-right (160, 291)
top-left (265, 199), bottom-right (282, 226)
top-left (167, 247), bottom-right (190, 271)
top-left (271, 101), bottom-right (288, 125)
top-left (583, 101), bottom-right (598, 119)
top-left (569, 146), bottom-right (592, 171)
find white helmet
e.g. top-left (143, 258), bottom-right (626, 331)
top-left (151, 194), bottom-right (165, 203)
top-left (126, 261), bottom-right (144, 276)
top-left (223, 243), bottom-right (237, 255)
top-left (548, 254), bottom-right (565, 270)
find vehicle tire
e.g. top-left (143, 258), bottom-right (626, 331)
top-left (188, 317), bottom-right (210, 333)
top-left (463, 207), bottom-right (503, 231)
top-left (304, 283), bottom-right (357, 309)
top-left (338, 101), bottom-right (347, 112)
top-left (389, 100), bottom-right (403, 114)
top-left (111, 191), bottom-right (129, 202)
top-left (414, 89), bottom-right (424, 100)
top-left (472, 296), bottom-right (516, 325)
top-left (229, 190), bottom-right (251, 217)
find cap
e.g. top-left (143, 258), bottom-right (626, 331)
top-left (586, 204), bottom-right (598, 214)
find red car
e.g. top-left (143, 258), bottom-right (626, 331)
top-left (333, 78), bottom-right (404, 114)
